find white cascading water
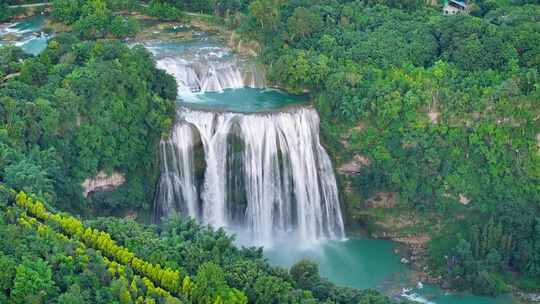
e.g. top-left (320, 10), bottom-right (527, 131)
top-left (155, 107), bottom-right (346, 247)
top-left (158, 123), bottom-right (200, 219)
top-left (152, 41), bottom-right (344, 246)
top-left (152, 43), bottom-right (266, 95)
top-left (156, 58), bottom-right (249, 93)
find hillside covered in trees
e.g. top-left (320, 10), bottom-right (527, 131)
top-left (236, 0), bottom-right (540, 297)
top-left (1, 185), bottom-right (400, 303)
top-left (0, 35), bottom-right (176, 214)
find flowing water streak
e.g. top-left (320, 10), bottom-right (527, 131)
top-left (155, 107), bottom-right (346, 246)
top-left (158, 123), bottom-right (199, 219)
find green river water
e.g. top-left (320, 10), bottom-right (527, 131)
top-left (0, 15), bottom-right (48, 55)
top-left (180, 87), bottom-right (308, 112)
top-left (265, 239), bottom-right (514, 304)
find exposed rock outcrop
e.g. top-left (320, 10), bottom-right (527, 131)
top-left (428, 109), bottom-right (439, 124)
top-left (366, 192), bottom-right (398, 208)
top-left (82, 170), bottom-right (125, 197)
top-left (338, 154), bottom-right (370, 175)
top-left (443, 192), bottom-right (471, 205)
top-left (458, 193), bottom-right (471, 205)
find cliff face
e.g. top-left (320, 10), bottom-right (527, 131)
top-left (82, 171), bottom-right (125, 197)
top-left (337, 154), bottom-right (370, 175)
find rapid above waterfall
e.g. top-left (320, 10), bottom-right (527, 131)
top-left (148, 39), bottom-right (305, 112)
top-left (155, 107), bottom-right (345, 246)
top-left (148, 40), bottom-right (265, 95)
top-left (156, 57), bottom-right (265, 94)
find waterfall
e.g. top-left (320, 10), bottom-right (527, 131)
top-left (157, 123), bottom-right (200, 219)
top-left (153, 43), bottom-right (266, 95)
top-left (156, 58), bottom-right (257, 93)
top-left (155, 107), bottom-right (346, 247)
top-left (150, 39), bottom-right (343, 246)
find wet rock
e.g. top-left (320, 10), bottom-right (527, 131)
top-left (2, 33), bottom-right (18, 41)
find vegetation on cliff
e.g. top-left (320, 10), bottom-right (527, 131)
top-left (0, 35), bottom-right (176, 214)
top-left (237, 0), bottom-right (540, 296)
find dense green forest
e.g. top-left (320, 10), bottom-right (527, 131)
top-left (0, 4), bottom-right (23, 22)
top-left (0, 35), bottom-right (176, 214)
top-left (0, 186), bottom-right (399, 303)
top-left (1, 0), bottom-right (539, 301)
top-left (233, 0), bottom-right (540, 296)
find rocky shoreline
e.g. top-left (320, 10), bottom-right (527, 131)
top-left (371, 232), bottom-right (444, 286)
top-left (371, 231), bottom-right (539, 303)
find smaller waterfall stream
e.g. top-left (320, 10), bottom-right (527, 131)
top-left (155, 107), bottom-right (345, 246)
top-left (156, 58), bottom-right (259, 94)
top-left (150, 40), bottom-right (266, 96)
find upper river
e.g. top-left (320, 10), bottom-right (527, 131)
top-left (0, 15), bottom-right (517, 304)
top-left (0, 15), bottom-right (48, 55)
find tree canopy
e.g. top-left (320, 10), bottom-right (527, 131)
top-left (0, 35), bottom-right (176, 213)
top-left (238, 0), bottom-right (540, 295)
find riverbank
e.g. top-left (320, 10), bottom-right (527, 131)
top-left (340, 191), bottom-right (539, 303)
top-left (6, 3), bottom-right (50, 21)
top-left (342, 200), bottom-right (445, 286)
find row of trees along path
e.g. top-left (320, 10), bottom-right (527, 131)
top-left (17, 212), bottom-right (184, 303)
top-left (14, 191), bottom-right (247, 304)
